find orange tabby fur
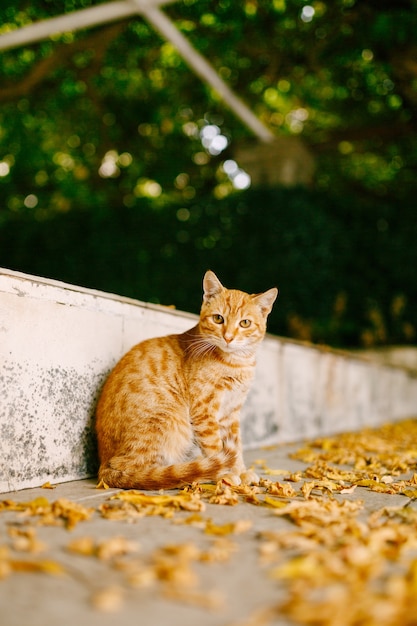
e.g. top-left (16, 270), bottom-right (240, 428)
top-left (96, 271), bottom-right (278, 490)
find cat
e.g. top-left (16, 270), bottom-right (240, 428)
top-left (95, 270), bottom-right (278, 490)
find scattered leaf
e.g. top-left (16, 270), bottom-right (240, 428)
top-left (205, 519), bottom-right (252, 535)
top-left (199, 538), bottom-right (238, 563)
top-left (263, 496), bottom-right (288, 509)
top-left (163, 586), bottom-right (224, 610)
top-left (96, 479), bottom-right (110, 490)
top-left (401, 489), bottom-right (417, 499)
top-left (172, 512), bottom-right (206, 528)
top-left (208, 484), bottom-right (239, 506)
top-left (111, 490), bottom-right (205, 514)
top-left (0, 497), bottom-right (93, 529)
top-left (66, 536), bottom-right (96, 557)
top-left (67, 536), bottom-right (139, 560)
top-left (51, 499), bottom-right (94, 530)
top-left (91, 586), bottom-right (125, 612)
top-left (260, 478), bottom-right (297, 498)
top-left (97, 536), bottom-right (139, 561)
top-left (8, 527), bottom-right (46, 553)
top-left (9, 558), bottom-right (65, 576)
top-left (2, 418), bottom-right (417, 624)
top-left (340, 485), bottom-right (357, 495)
top-left (264, 468), bottom-right (290, 476)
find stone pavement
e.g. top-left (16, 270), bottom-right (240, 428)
top-left (0, 440), bottom-right (415, 626)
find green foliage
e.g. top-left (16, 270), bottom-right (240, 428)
top-left (1, 0), bottom-right (417, 213)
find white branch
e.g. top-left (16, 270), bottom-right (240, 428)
top-left (139, 4), bottom-right (274, 142)
top-left (0, 0), bottom-right (176, 51)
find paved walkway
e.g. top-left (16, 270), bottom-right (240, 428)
top-left (0, 435), bottom-right (415, 626)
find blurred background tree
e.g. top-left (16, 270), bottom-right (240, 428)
top-left (0, 0), bottom-right (416, 347)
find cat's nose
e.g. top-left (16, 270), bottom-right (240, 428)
top-left (224, 333), bottom-right (234, 344)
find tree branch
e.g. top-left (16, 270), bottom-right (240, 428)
top-left (0, 22), bottom-right (128, 103)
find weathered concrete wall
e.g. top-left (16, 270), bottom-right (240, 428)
top-left (1, 268), bottom-right (417, 493)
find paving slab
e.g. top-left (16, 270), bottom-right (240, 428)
top-left (0, 443), bottom-right (413, 626)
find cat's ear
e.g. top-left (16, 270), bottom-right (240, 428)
top-left (252, 287), bottom-right (278, 316)
top-left (203, 270), bottom-right (224, 301)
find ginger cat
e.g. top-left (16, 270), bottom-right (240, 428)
top-left (96, 271), bottom-right (278, 490)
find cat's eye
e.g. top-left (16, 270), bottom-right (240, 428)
top-left (213, 314), bottom-right (224, 324)
top-left (240, 319), bottom-right (251, 328)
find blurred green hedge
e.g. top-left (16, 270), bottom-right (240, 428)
top-left (1, 187), bottom-right (416, 348)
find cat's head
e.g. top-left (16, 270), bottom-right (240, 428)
top-left (199, 270), bottom-right (278, 355)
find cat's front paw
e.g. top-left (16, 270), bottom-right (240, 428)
top-left (240, 469), bottom-right (260, 485)
top-left (220, 473), bottom-right (242, 486)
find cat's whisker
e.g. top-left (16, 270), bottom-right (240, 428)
top-left (185, 338), bottom-right (218, 359)
top-left (183, 335), bottom-right (215, 349)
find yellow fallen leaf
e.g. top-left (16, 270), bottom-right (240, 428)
top-left (285, 471), bottom-right (304, 482)
top-left (272, 497), bottom-right (363, 527)
top-left (10, 559), bottom-right (65, 575)
top-left (0, 546), bottom-right (11, 580)
top-left (233, 519), bottom-right (253, 533)
top-left (265, 481), bottom-right (297, 498)
top-left (127, 565), bottom-right (157, 588)
top-left (0, 497), bottom-right (93, 529)
top-left (111, 490), bottom-right (205, 512)
top-left (24, 497), bottom-right (51, 511)
top-left (172, 512), bottom-right (205, 527)
top-left (264, 496), bottom-right (289, 509)
top-left (67, 536), bottom-right (139, 560)
top-left (41, 482), bottom-right (55, 490)
top-left (264, 468), bottom-right (291, 476)
top-left (300, 481), bottom-right (316, 499)
top-left (51, 499), bottom-right (94, 530)
top-left (401, 489), bottom-right (417, 499)
top-left (381, 475), bottom-right (394, 484)
top-left (152, 544), bottom-right (199, 587)
top-left (270, 554), bottom-right (319, 580)
top-left (208, 485), bottom-right (239, 506)
top-left (0, 561), bottom-right (11, 579)
top-left (96, 479), bottom-right (110, 490)
top-left (259, 530), bottom-right (317, 554)
top-left (97, 536), bottom-right (139, 561)
top-left (91, 586), bottom-right (125, 612)
top-left (355, 480), bottom-right (397, 494)
top-left (320, 438), bottom-right (338, 451)
top-left (0, 496), bottom-right (51, 514)
top-left (340, 485), bottom-right (357, 495)
top-left (66, 536), bottom-right (96, 557)
top-left (301, 478), bottom-right (342, 499)
top-left (192, 483), bottom-right (217, 493)
top-left (199, 538), bottom-right (238, 563)
top-left (111, 492), bottom-right (174, 506)
top-left (99, 501), bottom-right (145, 521)
top-left (8, 527), bottom-right (46, 554)
top-left (355, 479), bottom-right (381, 488)
top-left (204, 519), bottom-right (252, 535)
top-left (163, 586), bottom-right (224, 610)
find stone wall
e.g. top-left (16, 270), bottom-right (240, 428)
top-left (1, 268), bottom-right (416, 493)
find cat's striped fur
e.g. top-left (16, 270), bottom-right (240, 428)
top-left (96, 271), bottom-right (278, 490)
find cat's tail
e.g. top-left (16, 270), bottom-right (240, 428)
top-left (98, 448), bottom-right (238, 490)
